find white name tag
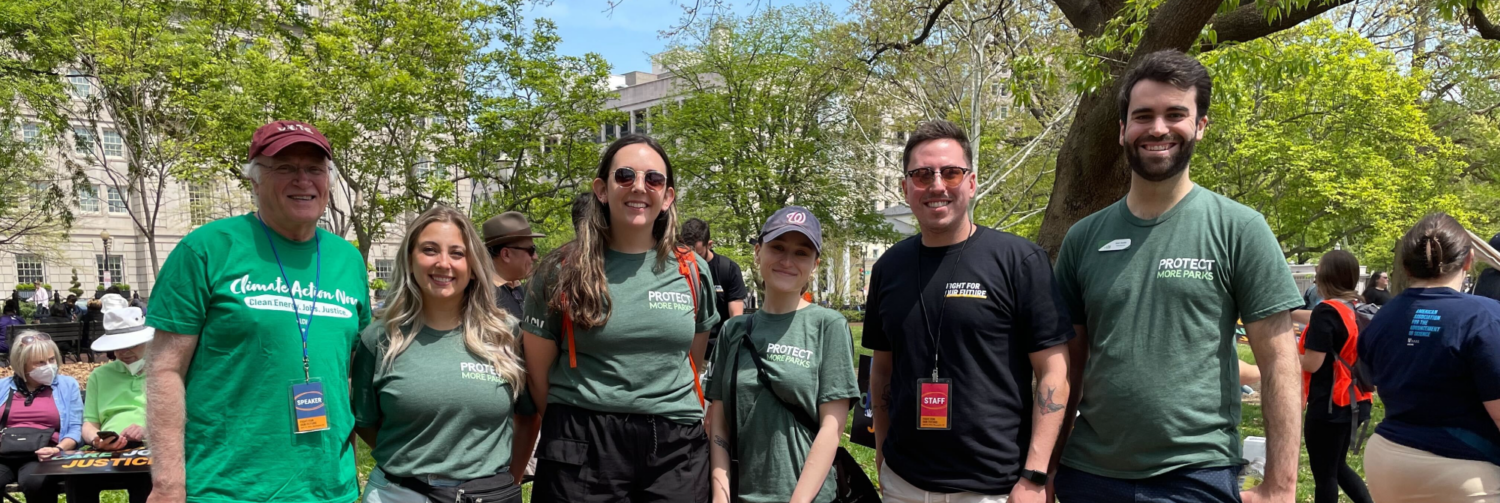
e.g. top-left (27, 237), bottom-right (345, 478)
top-left (1098, 239), bottom-right (1132, 252)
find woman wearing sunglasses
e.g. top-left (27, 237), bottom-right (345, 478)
top-left (522, 134), bottom-right (718, 502)
top-left (0, 330), bottom-right (83, 503)
top-left (706, 207), bottom-right (859, 503)
top-left (352, 206), bottom-right (535, 503)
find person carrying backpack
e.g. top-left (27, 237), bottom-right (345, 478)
top-left (521, 135), bottom-right (718, 502)
top-left (1297, 250), bottom-right (1373, 503)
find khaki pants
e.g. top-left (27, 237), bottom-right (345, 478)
top-left (1366, 433), bottom-right (1500, 502)
top-left (880, 464), bottom-right (1009, 503)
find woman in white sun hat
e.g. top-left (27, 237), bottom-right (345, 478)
top-left (71, 293), bottom-right (153, 503)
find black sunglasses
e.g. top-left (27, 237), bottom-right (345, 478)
top-left (905, 166), bottom-right (972, 189)
top-left (613, 167), bottom-right (667, 191)
top-left (489, 245), bottom-right (537, 258)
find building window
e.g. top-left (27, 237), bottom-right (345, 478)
top-left (96, 254), bottom-right (123, 284)
top-left (107, 186), bottom-right (127, 213)
top-left (103, 130), bottom-right (123, 157)
top-left (69, 76), bottom-right (92, 98)
top-left (188, 183), bottom-right (212, 226)
top-left (375, 260), bottom-right (394, 282)
top-left (77, 185), bottom-right (99, 212)
top-left (633, 110), bottom-right (647, 134)
top-left (73, 127), bottom-right (94, 155)
top-left (15, 255), bottom-right (43, 285)
top-left (21, 123), bottom-right (39, 145)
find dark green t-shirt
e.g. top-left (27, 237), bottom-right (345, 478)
top-left (522, 248), bottom-right (718, 424)
top-left (706, 306), bottom-right (860, 503)
top-left (1053, 185), bottom-right (1302, 478)
top-left (145, 214), bottom-right (372, 503)
top-left (351, 323), bottom-right (536, 480)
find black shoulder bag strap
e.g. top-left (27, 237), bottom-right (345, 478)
top-left (726, 317), bottom-right (748, 501)
top-left (732, 317), bottom-right (878, 503)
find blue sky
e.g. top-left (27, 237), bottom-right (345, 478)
top-left (530, 0), bottom-right (850, 74)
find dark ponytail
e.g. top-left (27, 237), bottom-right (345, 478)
top-left (1398, 213), bottom-right (1471, 280)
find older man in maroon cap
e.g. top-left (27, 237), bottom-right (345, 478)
top-left (145, 121), bottom-right (372, 503)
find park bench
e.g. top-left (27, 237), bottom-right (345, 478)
top-left (25, 320), bottom-right (103, 363)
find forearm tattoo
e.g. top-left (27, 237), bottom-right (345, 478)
top-left (1036, 385), bottom-right (1064, 415)
top-left (714, 435), bottom-right (730, 451)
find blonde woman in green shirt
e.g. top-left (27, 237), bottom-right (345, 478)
top-left (707, 206), bottom-right (860, 503)
top-left (352, 206), bottom-right (536, 503)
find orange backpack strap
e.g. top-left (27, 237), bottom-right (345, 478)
top-left (1322, 300), bottom-right (1374, 405)
top-left (676, 247), bottom-right (706, 408)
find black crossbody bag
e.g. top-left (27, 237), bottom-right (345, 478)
top-left (0, 385), bottom-right (55, 459)
top-left (727, 317), bottom-right (879, 503)
top-left (388, 471), bottom-right (522, 503)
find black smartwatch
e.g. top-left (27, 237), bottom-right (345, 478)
top-left (1019, 468), bottom-right (1049, 486)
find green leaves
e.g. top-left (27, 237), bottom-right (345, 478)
top-left (1196, 20), bottom-right (1470, 266)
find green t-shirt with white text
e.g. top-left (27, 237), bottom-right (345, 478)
top-left (146, 214), bottom-right (372, 503)
top-left (351, 323), bottom-right (536, 480)
top-left (522, 249), bottom-right (718, 424)
top-left (706, 306), bottom-right (860, 503)
top-left (1053, 185), bottom-right (1302, 479)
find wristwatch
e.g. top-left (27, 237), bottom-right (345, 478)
top-left (1019, 468), bottom-right (1049, 486)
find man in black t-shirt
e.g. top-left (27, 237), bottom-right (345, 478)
top-left (482, 211), bottom-right (545, 319)
top-left (681, 218), bottom-right (747, 348)
top-left (863, 120), bottom-right (1073, 503)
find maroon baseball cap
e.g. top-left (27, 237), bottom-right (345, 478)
top-left (247, 120), bottom-right (333, 161)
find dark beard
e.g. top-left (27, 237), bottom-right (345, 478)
top-left (1126, 136), bottom-right (1195, 182)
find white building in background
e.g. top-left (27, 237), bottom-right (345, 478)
top-left (4, 77), bottom-right (478, 301)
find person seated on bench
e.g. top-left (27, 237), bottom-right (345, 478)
top-left (0, 329), bottom-right (83, 503)
top-left (71, 297), bottom-right (152, 503)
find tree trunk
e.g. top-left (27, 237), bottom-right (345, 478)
top-left (1035, 91), bottom-right (1129, 258)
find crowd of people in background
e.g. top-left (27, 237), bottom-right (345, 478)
top-left (0, 47), bottom-right (1499, 503)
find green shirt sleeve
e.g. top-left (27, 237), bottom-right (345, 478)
top-left (694, 256), bottom-right (720, 333)
top-left (815, 313), bottom-right (860, 405)
top-left (1054, 224), bottom-right (1086, 324)
top-left (521, 267), bottom-right (561, 341)
top-left (144, 236), bottom-right (210, 336)
top-left (704, 316), bottom-right (743, 402)
top-left (83, 371), bottom-right (100, 424)
top-left (1231, 214), bottom-right (1303, 323)
top-left (351, 326), bottom-right (382, 429)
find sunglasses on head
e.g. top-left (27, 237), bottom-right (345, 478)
top-left (15, 333), bottom-right (51, 346)
top-left (612, 167), bottom-right (667, 191)
top-left (905, 166), bottom-right (972, 189)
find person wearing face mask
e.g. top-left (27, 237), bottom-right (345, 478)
top-left (0, 330), bottom-right (83, 503)
top-left (352, 206), bottom-right (535, 503)
top-left (70, 295), bottom-right (154, 503)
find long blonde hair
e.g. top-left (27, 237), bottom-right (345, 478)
top-left (540, 135), bottom-right (681, 329)
top-left (380, 206), bottom-right (525, 397)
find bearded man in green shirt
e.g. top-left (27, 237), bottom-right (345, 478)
top-left (1052, 51), bottom-right (1303, 503)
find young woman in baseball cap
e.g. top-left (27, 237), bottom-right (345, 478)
top-left (520, 134), bottom-right (718, 502)
top-left (706, 206), bottom-right (862, 503)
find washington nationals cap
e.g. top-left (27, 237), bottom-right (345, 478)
top-left (247, 120), bottom-right (333, 161)
top-left (757, 205), bottom-right (822, 254)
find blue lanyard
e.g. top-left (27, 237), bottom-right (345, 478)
top-left (257, 214), bottom-right (321, 383)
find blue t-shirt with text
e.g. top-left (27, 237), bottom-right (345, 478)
top-left (1358, 287), bottom-right (1500, 462)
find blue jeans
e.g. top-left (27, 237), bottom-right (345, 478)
top-left (1055, 464), bottom-right (1240, 503)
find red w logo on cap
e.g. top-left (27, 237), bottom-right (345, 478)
top-left (786, 212), bottom-right (807, 225)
